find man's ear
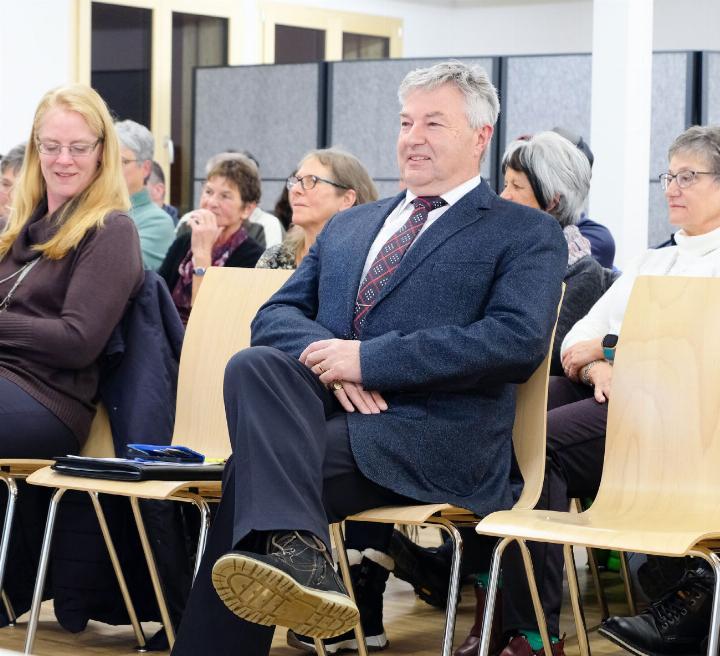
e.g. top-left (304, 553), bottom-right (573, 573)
top-left (475, 124), bottom-right (494, 162)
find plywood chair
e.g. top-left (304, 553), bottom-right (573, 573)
top-left (476, 275), bottom-right (720, 656)
top-left (23, 267), bottom-right (293, 654)
top-left (329, 295), bottom-right (561, 656)
top-left (0, 403), bottom-right (115, 627)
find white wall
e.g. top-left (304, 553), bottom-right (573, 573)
top-left (0, 0), bottom-right (74, 153)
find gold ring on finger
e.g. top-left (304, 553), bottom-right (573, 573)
top-left (331, 381), bottom-right (344, 391)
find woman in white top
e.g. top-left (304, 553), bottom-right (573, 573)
top-left (499, 125), bottom-right (720, 656)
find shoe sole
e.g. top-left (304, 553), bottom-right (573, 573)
top-left (286, 628), bottom-right (389, 653)
top-left (212, 553), bottom-right (360, 639)
top-left (597, 625), bottom-right (698, 656)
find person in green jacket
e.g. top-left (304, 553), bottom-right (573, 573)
top-left (115, 120), bottom-right (174, 270)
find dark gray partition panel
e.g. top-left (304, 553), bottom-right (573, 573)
top-left (647, 52), bottom-right (695, 247)
top-left (193, 63), bottom-right (324, 209)
top-left (501, 54), bottom-right (592, 157)
top-left (703, 52), bottom-right (720, 125)
top-left (328, 58), bottom-right (497, 193)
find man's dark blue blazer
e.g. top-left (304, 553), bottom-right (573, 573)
top-left (251, 179), bottom-right (567, 517)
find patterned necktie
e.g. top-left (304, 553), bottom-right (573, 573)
top-left (353, 195), bottom-right (447, 337)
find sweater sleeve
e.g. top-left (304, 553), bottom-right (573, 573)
top-left (0, 215), bottom-right (144, 368)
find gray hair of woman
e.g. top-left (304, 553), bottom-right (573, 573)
top-left (669, 125), bottom-right (720, 178)
top-left (115, 119), bottom-right (155, 163)
top-left (502, 131), bottom-right (591, 228)
top-left (398, 60), bottom-right (500, 132)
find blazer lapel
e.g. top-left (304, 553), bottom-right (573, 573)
top-left (367, 181), bottom-right (495, 312)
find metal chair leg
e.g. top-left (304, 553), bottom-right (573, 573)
top-left (24, 487), bottom-right (66, 655)
top-left (330, 522), bottom-right (368, 656)
top-left (0, 476), bottom-right (18, 626)
top-left (183, 494), bottom-right (212, 582)
top-left (434, 518), bottom-right (463, 656)
top-left (87, 492), bottom-right (147, 650)
top-left (571, 498), bottom-right (609, 621)
top-left (1, 591), bottom-right (15, 626)
top-left (130, 496), bottom-right (176, 648)
top-left (688, 547), bottom-right (720, 656)
top-left (564, 544), bottom-right (590, 656)
top-left (479, 537), bottom-right (512, 656)
top-left (618, 551), bottom-right (637, 616)
top-left (517, 539), bottom-right (553, 656)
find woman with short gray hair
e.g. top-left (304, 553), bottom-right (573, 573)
top-left (499, 131), bottom-right (613, 377)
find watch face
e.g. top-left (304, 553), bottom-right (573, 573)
top-left (602, 334), bottom-right (619, 349)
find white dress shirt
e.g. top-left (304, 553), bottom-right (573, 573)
top-left (359, 175), bottom-right (481, 282)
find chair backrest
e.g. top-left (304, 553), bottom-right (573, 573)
top-left (511, 286), bottom-right (564, 510)
top-left (591, 275), bottom-right (720, 525)
top-left (171, 268), bottom-right (293, 459)
top-left (81, 403), bottom-right (115, 457)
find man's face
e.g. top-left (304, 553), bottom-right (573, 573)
top-left (121, 147), bottom-right (150, 195)
top-left (0, 167), bottom-right (17, 218)
top-left (396, 83), bottom-right (492, 196)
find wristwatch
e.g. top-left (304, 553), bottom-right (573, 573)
top-left (581, 360), bottom-right (601, 386)
top-left (602, 334), bottom-right (619, 361)
top-left (193, 266), bottom-right (207, 277)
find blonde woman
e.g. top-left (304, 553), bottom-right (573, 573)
top-left (0, 84), bottom-right (143, 620)
top-left (256, 148), bottom-right (378, 269)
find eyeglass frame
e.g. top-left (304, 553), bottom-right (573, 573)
top-left (659, 170), bottom-right (719, 191)
top-left (286, 174), bottom-right (349, 192)
top-left (36, 140), bottom-right (102, 158)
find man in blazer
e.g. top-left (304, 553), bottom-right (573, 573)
top-left (171, 61), bottom-right (567, 656)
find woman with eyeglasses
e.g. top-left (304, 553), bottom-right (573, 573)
top-left (159, 157), bottom-right (264, 323)
top-left (0, 84), bottom-right (143, 620)
top-left (494, 125), bottom-right (720, 656)
top-left (256, 148), bottom-right (378, 270)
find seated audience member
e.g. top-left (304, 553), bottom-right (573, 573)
top-left (500, 131), bottom-right (616, 376)
top-left (169, 60), bottom-right (567, 656)
top-left (159, 157), bottom-right (264, 324)
top-left (115, 120), bottom-right (175, 270)
top-left (256, 148), bottom-right (377, 270)
top-left (551, 127), bottom-right (616, 268)
top-left (0, 84), bottom-right (143, 619)
top-left (493, 124), bottom-right (720, 656)
top-left (273, 178), bottom-right (293, 231)
top-left (206, 151), bottom-right (285, 248)
top-left (0, 142), bottom-right (26, 228)
top-left (148, 160), bottom-right (179, 224)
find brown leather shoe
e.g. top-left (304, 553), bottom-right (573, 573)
top-left (499, 634), bottom-right (565, 656)
top-left (454, 583), bottom-right (504, 656)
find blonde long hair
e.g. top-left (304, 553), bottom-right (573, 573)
top-left (0, 84), bottom-right (129, 260)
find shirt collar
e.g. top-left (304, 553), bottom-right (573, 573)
top-left (403, 175), bottom-right (482, 212)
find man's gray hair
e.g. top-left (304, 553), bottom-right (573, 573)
top-left (205, 151), bottom-right (259, 176)
top-left (115, 120), bottom-right (155, 163)
top-left (398, 60), bottom-right (500, 129)
top-left (502, 131), bottom-right (591, 228)
top-left (668, 125), bottom-right (720, 181)
top-left (1, 143), bottom-right (26, 175)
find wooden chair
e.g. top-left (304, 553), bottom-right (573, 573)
top-left (23, 267), bottom-right (292, 655)
top-left (0, 403), bottom-right (115, 627)
top-left (329, 297), bottom-right (560, 656)
top-left (476, 275), bottom-right (720, 656)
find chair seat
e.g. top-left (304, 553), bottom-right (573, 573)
top-left (27, 466), bottom-right (222, 501)
top-left (0, 460), bottom-right (54, 476)
top-left (477, 508), bottom-right (720, 556)
top-left (347, 503), bottom-right (455, 525)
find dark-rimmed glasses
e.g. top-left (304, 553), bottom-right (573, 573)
top-left (286, 174), bottom-right (349, 191)
top-left (37, 140), bottom-right (101, 158)
top-left (659, 170), bottom-right (719, 191)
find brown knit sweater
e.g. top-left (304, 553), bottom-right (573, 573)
top-left (0, 201), bottom-right (144, 445)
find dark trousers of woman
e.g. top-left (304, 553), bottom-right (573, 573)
top-left (172, 346), bottom-right (419, 656)
top-left (500, 376), bottom-right (609, 637)
top-left (0, 377), bottom-right (78, 621)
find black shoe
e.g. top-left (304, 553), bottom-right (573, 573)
top-left (287, 555), bottom-right (391, 653)
top-left (212, 531), bottom-right (359, 639)
top-left (388, 529), bottom-right (451, 609)
top-left (599, 565), bottom-right (713, 656)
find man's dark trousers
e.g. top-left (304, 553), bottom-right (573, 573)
top-left (171, 346), bottom-right (415, 655)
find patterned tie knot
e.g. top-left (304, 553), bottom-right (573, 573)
top-left (412, 196), bottom-right (447, 213)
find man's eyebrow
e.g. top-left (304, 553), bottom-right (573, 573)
top-left (399, 111), bottom-right (449, 119)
